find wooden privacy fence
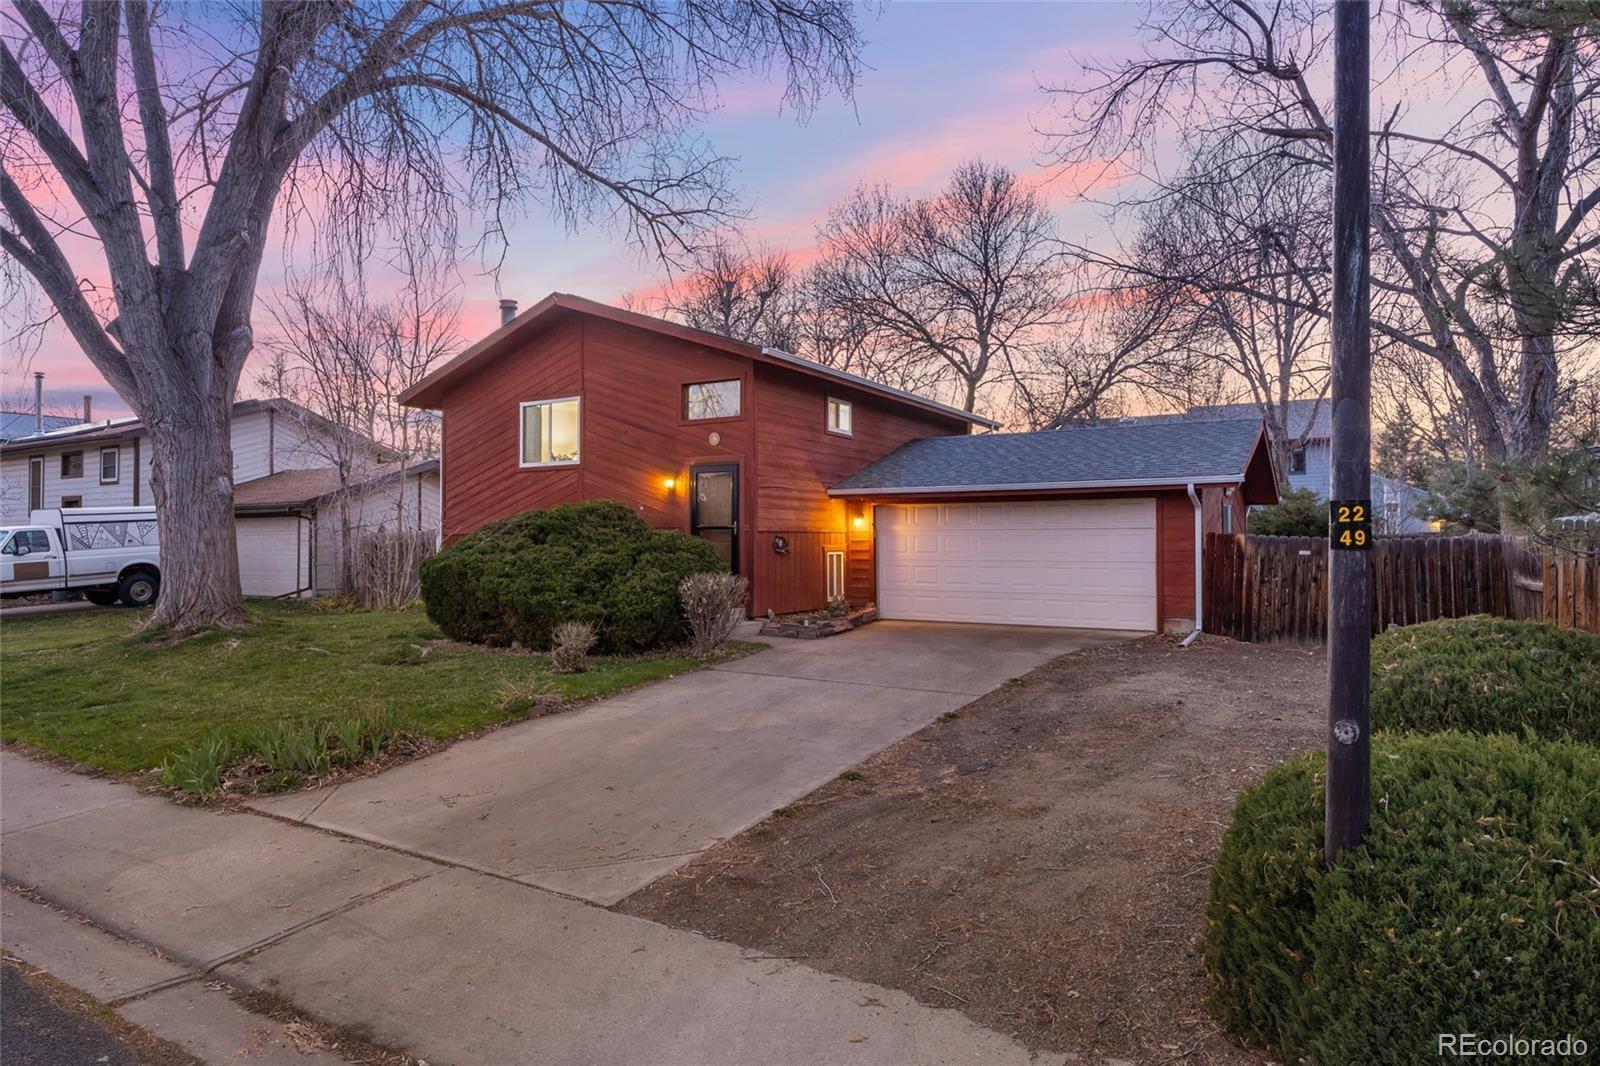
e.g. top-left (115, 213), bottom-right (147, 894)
top-left (1204, 532), bottom-right (1598, 643)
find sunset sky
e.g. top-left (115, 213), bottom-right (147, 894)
top-left (5, 2), bottom-right (1148, 420)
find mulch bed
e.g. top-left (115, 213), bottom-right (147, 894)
top-left (620, 633), bottom-right (1326, 1065)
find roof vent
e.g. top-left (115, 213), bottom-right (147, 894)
top-left (499, 298), bottom-right (518, 327)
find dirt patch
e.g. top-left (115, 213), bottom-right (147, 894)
top-left (620, 633), bottom-right (1326, 1065)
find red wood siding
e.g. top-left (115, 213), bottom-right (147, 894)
top-left (434, 309), bottom-right (963, 615)
top-left (748, 364), bottom-right (966, 614)
top-left (440, 318), bottom-right (584, 541)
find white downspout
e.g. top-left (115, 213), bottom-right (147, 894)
top-left (1179, 482), bottom-right (1204, 647)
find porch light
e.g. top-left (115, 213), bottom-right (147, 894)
top-left (852, 515), bottom-right (865, 529)
top-left (662, 477), bottom-right (676, 491)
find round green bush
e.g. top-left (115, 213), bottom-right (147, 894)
top-left (418, 500), bottom-right (725, 654)
top-left (1202, 732), bottom-right (1600, 1065)
top-left (1372, 616), bottom-right (1600, 744)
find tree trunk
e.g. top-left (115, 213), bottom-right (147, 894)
top-left (145, 387), bottom-right (248, 632)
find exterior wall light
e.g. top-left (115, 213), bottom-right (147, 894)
top-left (852, 515), bottom-right (865, 529)
top-left (662, 477), bottom-right (676, 491)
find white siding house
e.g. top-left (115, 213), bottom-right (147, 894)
top-left (0, 398), bottom-right (441, 596)
top-left (1123, 400), bottom-right (1434, 534)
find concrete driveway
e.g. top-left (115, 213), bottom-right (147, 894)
top-left (252, 621), bottom-right (1128, 905)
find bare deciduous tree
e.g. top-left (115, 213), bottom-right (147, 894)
top-left (260, 269), bottom-right (457, 599)
top-left (810, 160), bottom-right (1068, 414)
top-left (1040, 0), bottom-right (1600, 463)
top-left (652, 239), bottom-right (806, 352)
top-left (1, 0), bottom-right (860, 631)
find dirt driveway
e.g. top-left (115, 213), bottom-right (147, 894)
top-left (621, 634), bottom-right (1326, 1066)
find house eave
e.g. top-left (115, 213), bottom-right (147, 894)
top-left (828, 475), bottom-right (1248, 497)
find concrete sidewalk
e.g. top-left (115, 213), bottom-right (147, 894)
top-left (252, 622), bottom-right (1121, 904)
top-left (2, 752), bottom-right (1064, 1065)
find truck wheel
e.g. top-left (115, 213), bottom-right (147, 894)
top-left (118, 570), bottom-right (160, 608)
top-left (85, 589), bottom-right (119, 607)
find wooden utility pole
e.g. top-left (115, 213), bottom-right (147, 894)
top-left (1326, 0), bottom-right (1373, 863)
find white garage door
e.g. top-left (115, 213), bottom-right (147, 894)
top-left (876, 498), bottom-right (1157, 631)
top-left (236, 516), bottom-right (311, 597)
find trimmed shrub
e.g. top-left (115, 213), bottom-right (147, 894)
top-left (550, 621), bottom-right (598, 673)
top-left (1371, 615), bottom-right (1600, 744)
top-left (419, 500), bottom-right (725, 654)
top-left (1203, 732), bottom-right (1600, 1065)
top-left (680, 572), bottom-right (749, 656)
top-left (1247, 487), bottom-right (1327, 536)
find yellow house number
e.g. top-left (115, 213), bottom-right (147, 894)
top-left (1329, 499), bottom-right (1373, 550)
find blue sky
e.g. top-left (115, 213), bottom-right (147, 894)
top-left (9, 2), bottom-right (1148, 419)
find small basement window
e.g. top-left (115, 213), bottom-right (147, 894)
top-left (684, 380), bottom-right (741, 420)
top-left (826, 550), bottom-right (846, 601)
top-left (520, 398), bottom-right (581, 467)
top-left (61, 495), bottom-right (82, 508)
top-left (99, 446), bottom-right (120, 484)
top-left (60, 451), bottom-right (83, 478)
top-left (826, 397), bottom-right (853, 436)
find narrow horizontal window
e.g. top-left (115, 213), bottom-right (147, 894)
top-left (827, 397), bottom-right (853, 436)
top-left (520, 398), bottom-right (581, 467)
top-left (685, 380), bottom-right (741, 420)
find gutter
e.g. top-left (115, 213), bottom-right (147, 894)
top-left (1180, 482), bottom-right (1204, 647)
top-left (829, 475), bottom-right (1245, 497)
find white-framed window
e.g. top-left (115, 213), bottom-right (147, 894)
top-left (99, 446), bottom-right (120, 484)
top-left (684, 379), bottom-right (741, 420)
top-left (825, 550), bottom-right (846, 601)
top-left (826, 397), bottom-right (853, 436)
top-left (519, 397), bottom-right (581, 467)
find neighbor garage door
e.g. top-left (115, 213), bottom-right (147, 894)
top-left (236, 516), bottom-right (311, 597)
top-left (875, 498), bottom-right (1157, 630)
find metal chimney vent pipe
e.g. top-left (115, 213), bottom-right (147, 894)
top-left (33, 372), bottom-right (43, 434)
top-left (499, 298), bottom-right (518, 326)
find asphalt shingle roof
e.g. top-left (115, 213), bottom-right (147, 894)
top-left (1122, 399), bottom-right (1331, 440)
top-left (830, 419), bottom-right (1266, 493)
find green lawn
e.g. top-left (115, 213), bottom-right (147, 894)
top-left (1, 601), bottom-right (740, 773)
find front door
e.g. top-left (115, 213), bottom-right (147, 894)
top-left (690, 463), bottom-right (739, 573)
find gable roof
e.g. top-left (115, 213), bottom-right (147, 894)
top-left (1122, 399), bottom-right (1331, 441)
top-left (0, 397), bottom-right (392, 458)
top-left (396, 292), bottom-right (999, 429)
top-left (233, 460), bottom-right (439, 512)
top-left (830, 419), bottom-right (1277, 500)
top-left (0, 411), bottom-right (83, 441)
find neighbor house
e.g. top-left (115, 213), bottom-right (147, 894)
top-left (0, 397), bottom-right (439, 597)
top-left (400, 294), bottom-right (1279, 633)
top-left (1126, 399), bottom-right (1432, 534)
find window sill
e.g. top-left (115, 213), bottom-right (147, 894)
top-left (519, 460), bottom-right (581, 470)
top-left (825, 427), bottom-right (854, 438)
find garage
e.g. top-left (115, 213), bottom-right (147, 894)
top-left (235, 515), bottom-right (312, 597)
top-left (875, 498), bottom-right (1158, 630)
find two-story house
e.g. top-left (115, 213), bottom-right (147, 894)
top-left (400, 294), bottom-right (1280, 633)
top-left (0, 397), bottom-right (439, 596)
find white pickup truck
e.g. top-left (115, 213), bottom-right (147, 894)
top-left (0, 507), bottom-right (162, 607)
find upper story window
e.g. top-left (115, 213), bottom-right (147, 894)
top-left (1288, 447), bottom-right (1307, 474)
top-left (100, 446), bottom-right (120, 484)
top-left (520, 398), bottom-right (580, 467)
top-left (826, 397), bottom-right (853, 436)
top-left (684, 380), bottom-right (741, 421)
top-left (60, 451), bottom-right (83, 478)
